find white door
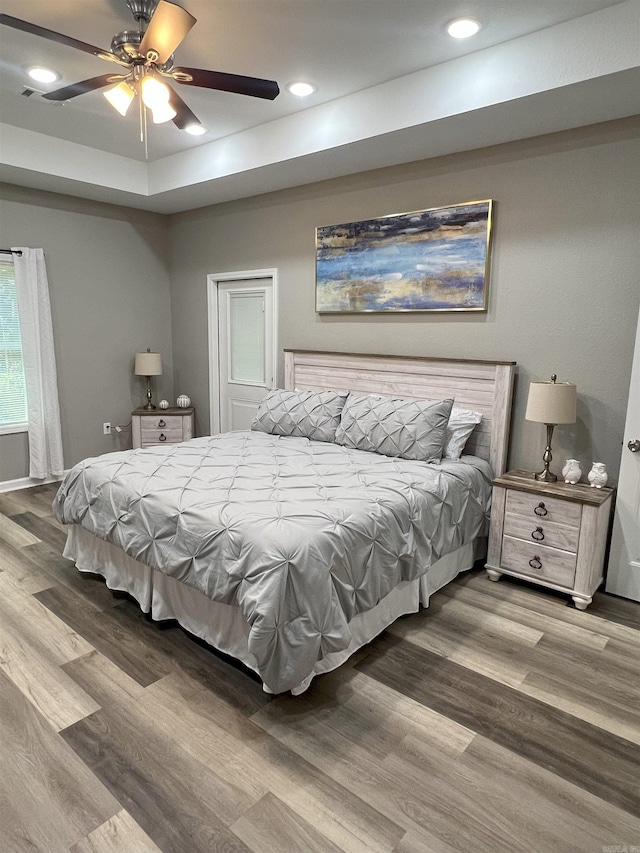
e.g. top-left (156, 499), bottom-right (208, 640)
top-left (606, 306), bottom-right (640, 601)
top-left (216, 278), bottom-right (275, 432)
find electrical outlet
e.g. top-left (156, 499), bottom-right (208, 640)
top-left (103, 422), bottom-right (111, 435)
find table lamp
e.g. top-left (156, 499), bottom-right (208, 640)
top-left (135, 348), bottom-right (162, 410)
top-left (525, 373), bottom-right (577, 482)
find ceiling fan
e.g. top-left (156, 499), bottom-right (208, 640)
top-left (0, 0), bottom-right (279, 139)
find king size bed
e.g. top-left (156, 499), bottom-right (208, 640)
top-left (53, 350), bottom-right (515, 694)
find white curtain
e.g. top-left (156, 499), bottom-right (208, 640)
top-left (12, 247), bottom-right (64, 479)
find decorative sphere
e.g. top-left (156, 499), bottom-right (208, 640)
top-left (159, 400), bottom-right (169, 410)
top-left (176, 394), bottom-right (191, 408)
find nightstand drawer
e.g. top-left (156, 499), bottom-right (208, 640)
top-left (505, 489), bottom-right (582, 528)
top-left (501, 535), bottom-right (576, 587)
top-left (140, 429), bottom-right (183, 445)
top-left (503, 513), bottom-right (580, 552)
top-left (140, 415), bottom-right (184, 431)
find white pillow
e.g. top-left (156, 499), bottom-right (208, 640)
top-left (444, 407), bottom-right (483, 459)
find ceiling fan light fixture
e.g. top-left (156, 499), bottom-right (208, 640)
top-left (185, 123), bottom-right (206, 135)
top-left (141, 74), bottom-right (171, 110)
top-left (287, 81), bottom-right (316, 97)
top-left (103, 81), bottom-right (135, 116)
top-left (27, 66), bottom-right (59, 84)
top-left (150, 101), bottom-right (177, 124)
top-left (446, 18), bottom-right (481, 38)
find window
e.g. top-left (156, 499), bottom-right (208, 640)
top-left (0, 255), bottom-right (28, 434)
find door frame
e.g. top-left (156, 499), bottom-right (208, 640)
top-left (605, 303), bottom-right (640, 600)
top-left (207, 268), bottom-right (279, 434)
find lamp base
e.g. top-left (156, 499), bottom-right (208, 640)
top-left (143, 375), bottom-right (156, 410)
top-left (534, 469), bottom-right (557, 483)
top-left (534, 423), bottom-right (557, 482)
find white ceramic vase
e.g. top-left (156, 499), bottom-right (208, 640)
top-left (562, 459), bottom-right (582, 484)
top-left (176, 394), bottom-right (191, 408)
top-left (588, 462), bottom-right (608, 489)
top-left (159, 400), bottom-right (169, 410)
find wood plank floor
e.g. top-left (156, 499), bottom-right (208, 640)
top-left (1, 482), bottom-right (639, 853)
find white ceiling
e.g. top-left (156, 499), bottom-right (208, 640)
top-left (1, 0), bottom-right (639, 212)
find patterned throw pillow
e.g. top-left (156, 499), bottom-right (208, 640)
top-left (443, 407), bottom-right (483, 459)
top-left (334, 393), bottom-right (453, 463)
top-left (251, 389), bottom-right (348, 443)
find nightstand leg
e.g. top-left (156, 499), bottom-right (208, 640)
top-left (486, 569), bottom-right (502, 582)
top-left (572, 595), bottom-right (592, 611)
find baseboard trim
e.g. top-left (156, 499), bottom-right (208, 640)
top-left (0, 472), bottom-right (67, 494)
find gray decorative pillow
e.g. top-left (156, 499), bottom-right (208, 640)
top-left (335, 393), bottom-right (453, 462)
top-left (251, 389), bottom-right (348, 443)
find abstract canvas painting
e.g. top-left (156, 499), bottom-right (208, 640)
top-left (316, 200), bottom-right (493, 313)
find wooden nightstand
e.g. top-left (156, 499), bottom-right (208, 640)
top-left (486, 469), bottom-right (614, 610)
top-left (131, 407), bottom-right (195, 449)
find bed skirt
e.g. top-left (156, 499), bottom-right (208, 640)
top-left (63, 525), bottom-right (486, 695)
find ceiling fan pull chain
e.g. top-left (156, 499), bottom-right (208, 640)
top-left (139, 88), bottom-right (144, 145)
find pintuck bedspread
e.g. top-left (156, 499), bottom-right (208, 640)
top-left (53, 431), bottom-right (492, 693)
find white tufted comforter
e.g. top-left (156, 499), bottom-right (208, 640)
top-left (53, 431), bottom-right (492, 693)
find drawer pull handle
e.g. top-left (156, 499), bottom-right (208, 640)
top-left (529, 556), bottom-right (542, 570)
top-left (159, 433), bottom-right (167, 442)
top-left (531, 527), bottom-right (545, 542)
top-left (534, 502), bottom-right (548, 517)
top-left (158, 419), bottom-right (166, 428)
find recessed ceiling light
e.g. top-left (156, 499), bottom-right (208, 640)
top-left (446, 18), bottom-right (481, 39)
top-left (184, 124), bottom-right (206, 136)
top-left (287, 82), bottom-right (316, 98)
top-left (27, 66), bottom-right (59, 84)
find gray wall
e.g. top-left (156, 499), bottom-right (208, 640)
top-left (169, 118), bottom-right (640, 484)
top-left (1, 119), bottom-right (637, 487)
top-left (0, 185), bottom-right (173, 482)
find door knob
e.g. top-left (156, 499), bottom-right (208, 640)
top-left (629, 439), bottom-right (640, 452)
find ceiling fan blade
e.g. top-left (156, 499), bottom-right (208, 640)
top-left (139, 1), bottom-right (196, 65)
top-left (173, 67), bottom-right (279, 100)
top-left (0, 14), bottom-right (125, 64)
top-left (42, 75), bottom-right (128, 101)
top-left (167, 85), bottom-right (201, 131)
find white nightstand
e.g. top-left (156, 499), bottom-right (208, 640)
top-left (131, 407), bottom-right (195, 449)
top-left (485, 469), bottom-right (614, 610)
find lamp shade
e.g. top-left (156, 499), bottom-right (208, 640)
top-left (525, 378), bottom-right (576, 424)
top-left (103, 81), bottom-right (135, 117)
top-left (135, 351), bottom-right (162, 376)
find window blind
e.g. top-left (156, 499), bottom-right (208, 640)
top-left (0, 257), bottom-right (28, 427)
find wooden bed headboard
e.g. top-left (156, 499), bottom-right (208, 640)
top-left (284, 350), bottom-right (516, 476)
